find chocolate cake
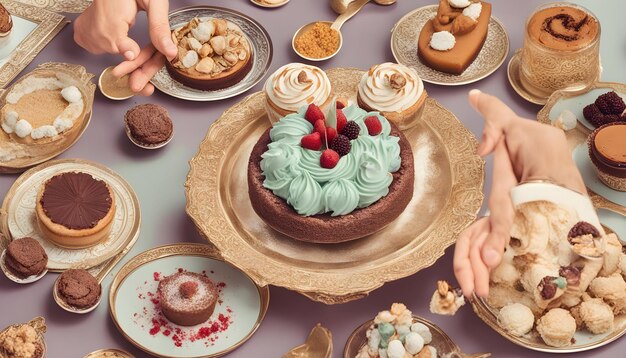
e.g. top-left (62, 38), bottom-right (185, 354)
top-left (589, 122), bottom-right (626, 191)
top-left (158, 272), bottom-right (218, 326)
top-left (36, 172), bottom-right (115, 248)
top-left (0, 3), bottom-right (12, 38)
top-left (247, 105), bottom-right (415, 244)
top-left (57, 269), bottom-right (101, 309)
top-left (5, 238), bottom-right (47, 278)
top-left (125, 104), bottom-right (173, 146)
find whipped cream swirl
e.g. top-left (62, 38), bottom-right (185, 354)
top-left (264, 63), bottom-right (331, 112)
top-left (358, 63), bottom-right (423, 113)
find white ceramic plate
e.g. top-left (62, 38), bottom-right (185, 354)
top-left (546, 87), bottom-right (626, 131)
top-left (109, 244), bottom-right (269, 358)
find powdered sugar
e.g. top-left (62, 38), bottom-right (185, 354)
top-left (161, 273), bottom-right (215, 312)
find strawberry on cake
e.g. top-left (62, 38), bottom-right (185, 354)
top-left (247, 102), bottom-right (415, 244)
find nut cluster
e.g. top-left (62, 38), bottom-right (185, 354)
top-left (171, 17), bottom-right (249, 76)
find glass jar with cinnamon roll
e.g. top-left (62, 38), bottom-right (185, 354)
top-left (519, 3), bottom-right (600, 99)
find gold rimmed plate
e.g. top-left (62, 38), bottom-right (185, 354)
top-left (98, 66), bottom-right (135, 101)
top-left (391, 5), bottom-right (509, 86)
top-left (109, 243), bottom-right (270, 358)
top-left (0, 62), bottom-right (95, 173)
top-left (186, 67), bottom-right (484, 304)
top-left (344, 315), bottom-right (488, 358)
top-left (84, 348), bottom-right (135, 358)
top-left (250, 0), bottom-right (289, 8)
top-left (0, 158), bottom-right (141, 272)
top-left (150, 6), bottom-right (273, 102)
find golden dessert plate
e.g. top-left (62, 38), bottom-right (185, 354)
top-left (109, 243), bottom-right (270, 358)
top-left (0, 158), bottom-right (141, 272)
top-left (186, 67), bottom-right (484, 304)
top-left (391, 5), bottom-right (509, 86)
top-left (0, 317), bottom-right (47, 357)
top-left (250, 0), bottom-right (290, 8)
top-left (0, 62), bottom-right (95, 173)
top-left (344, 315), bottom-right (489, 358)
top-left (84, 348), bottom-right (135, 358)
top-left (472, 182), bottom-right (626, 353)
top-left (537, 82), bottom-right (626, 212)
top-left (150, 6), bottom-right (273, 102)
top-left (12, 0), bottom-right (91, 13)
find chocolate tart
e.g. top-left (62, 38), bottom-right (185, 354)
top-left (35, 172), bottom-right (115, 249)
top-left (417, 1), bottom-right (492, 75)
top-left (158, 272), bottom-right (218, 326)
top-left (247, 122), bottom-right (415, 244)
top-left (589, 122), bottom-right (626, 191)
top-left (5, 237), bottom-right (47, 279)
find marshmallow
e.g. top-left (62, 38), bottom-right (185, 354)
top-left (181, 50), bottom-right (199, 68)
top-left (191, 21), bottom-right (215, 43)
top-left (463, 2), bottom-right (483, 21)
top-left (14, 119), bottom-right (33, 138)
top-left (188, 37), bottom-right (202, 52)
top-left (430, 31), bottom-right (456, 51)
top-left (449, 0), bottom-right (471, 8)
top-left (552, 109), bottom-right (577, 131)
top-left (53, 117), bottom-right (74, 132)
top-left (31, 125), bottom-right (58, 139)
top-left (410, 322), bottom-right (432, 344)
top-left (387, 340), bottom-right (406, 358)
top-left (405, 332), bottom-right (425, 355)
top-left (61, 86), bottom-right (82, 103)
top-left (1, 122), bottom-right (14, 134)
top-left (5, 111), bottom-right (18, 127)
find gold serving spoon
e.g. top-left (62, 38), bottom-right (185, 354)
top-left (283, 324), bottom-right (333, 358)
top-left (331, 0), bottom-right (396, 14)
top-left (52, 248), bottom-right (130, 314)
top-left (293, 0), bottom-right (376, 61)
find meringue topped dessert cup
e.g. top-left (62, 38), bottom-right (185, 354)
top-left (357, 63), bottom-right (426, 130)
top-left (518, 3), bottom-right (600, 99)
top-left (263, 63), bottom-right (333, 124)
top-left (166, 17), bottom-right (252, 91)
top-left (417, 0), bottom-right (492, 75)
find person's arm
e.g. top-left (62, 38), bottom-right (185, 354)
top-left (453, 90), bottom-right (586, 298)
top-left (73, 0), bottom-right (177, 95)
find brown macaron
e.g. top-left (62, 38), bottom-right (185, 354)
top-left (5, 237), bottom-right (48, 278)
top-left (124, 104), bottom-right (173, 147)
top-left (56, 269), bottom-right (101, 309)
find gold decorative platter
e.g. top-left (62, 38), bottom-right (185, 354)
top-left (391, 5), bottom-right (509, 86)
top-left (471, 182), bottom-right (626, 353)
top-left (14, 0), bottom-right (91, 13)
top-left (0, 159), bottom-right (141, 272)
top-left (186, 67), bottom-right (484, 304)
top-left (0, 62), bottom-right (96, 173)
top-left (343, 315), bottom-right (489, 358)
top-left (0, 1), bottom-right (67, 88)
top-left (109, 243), bottom-right (270, 358)
top-left (0, 317), bottom-right (47, 357)
top-left (150, 6), bottom-right (273, 102)
top-left (537, 82), bottom-right (626, 211)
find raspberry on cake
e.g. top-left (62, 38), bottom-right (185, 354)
top-left (158, 272), bottom-right (218, 326)
top-left (248, 103), bottom-right (415, 243)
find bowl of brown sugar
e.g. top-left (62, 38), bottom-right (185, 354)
top-left (292, 21), bottom-right (342, 61)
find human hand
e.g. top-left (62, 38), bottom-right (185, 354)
top-left (74, 0), bottom-right (177, 95)
top-left (453, 89), bottom-right (586, 298)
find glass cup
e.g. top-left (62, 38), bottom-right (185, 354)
top-left (519, 2), bottom-right (601, 99)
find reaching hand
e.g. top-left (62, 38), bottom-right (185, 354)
top-left (74, 0), bottom-right (177, 95)
top-left (453, 89), bottom-right (586, 298)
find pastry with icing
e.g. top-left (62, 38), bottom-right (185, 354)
top-left (357, 63), bottom-right (426, 130)
top-left (417, 0), bottom-right (492, 74)
top-left (264, 63), bottom-right (333, 123)
top-left (248, 102), bottom-right (414, 243)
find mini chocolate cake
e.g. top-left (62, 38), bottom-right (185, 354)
top-left (0, 3), bottom-right (12, 37)
top-left (158, 272), bottom-right (218, 326)
top-left (589, 122), bottom-right (626, 191)
top-left (56, 269), bottom-right (101, 309)
top-left (5, 238), bottom-right (47, 278)
top-left (125, 104), bottom-right (173, 146)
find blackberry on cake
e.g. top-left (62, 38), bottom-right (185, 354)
top-left (595, 91), bottom-right (626, 115)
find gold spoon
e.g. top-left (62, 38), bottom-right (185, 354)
top-left (331, 0), bottom-right (396, 14)
top-left (52, 248), bottom-right (130, 314)
top-left (293, 0), bottom-right (371, 61)
top-left (283, 324), bottom-right (333, 358)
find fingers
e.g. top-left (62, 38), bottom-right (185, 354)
top-left (112, 45), bottom-right (156, 78)
top-left (469, 89), bottom-right (517, 157)
top-left (128, 51), bottom-right (165, 93)
top-left (470, 229), bottom-right (491, 297)
top-left (116, 36), bottom-right (141, 61)
top-left (481, 139), bottom-right (517, 270)
top-left (146, 0), bottom-right (177, 60)
top-left (454, 217), bottom-right (490, 297)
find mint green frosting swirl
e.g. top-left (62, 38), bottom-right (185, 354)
top-left (261, 141), bottom-right (302, 198)
top-left (260, 104), bottom-right (401, 216)
top-left (322, 179), bottom-right (360, 216)
top-left (355, 152), bottom-right (393, 208)
top-left (287, 171), bottom-right (324, 216)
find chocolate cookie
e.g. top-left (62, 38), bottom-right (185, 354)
top-left (57, 269), bottom-right (101, 309)
top-left (5, 237), bottom-right (47, 278)
top-left (124, 104), bottom-right (173, 146)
